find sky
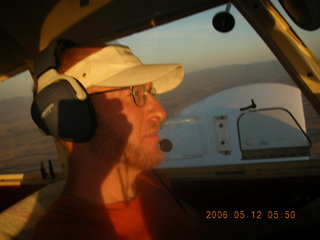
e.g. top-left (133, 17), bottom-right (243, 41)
top-left (0, 1), bottom-right (319, 100)
top-left (117, 2), bottom-right (320, 71)
top-left (117, 5), bottom-right (276, 71)
top-left (0, 71), bottom-right (34, 100)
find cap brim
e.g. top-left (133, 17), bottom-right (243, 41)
top-left (94, 64), bottom-right (184, 94)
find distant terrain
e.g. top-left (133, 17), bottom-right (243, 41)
top-left (0, 97), bottom-right (58, 173)
top-left (158, 60), bottom-right (295, 117)
top-left (1, 60), bottom-right (319, 173)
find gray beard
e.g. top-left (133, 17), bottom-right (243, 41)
top-left (122, 141), bottom-right (164, 170)
top-left (89, 122), bottom-right (164, 170)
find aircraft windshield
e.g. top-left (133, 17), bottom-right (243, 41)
top-left (117, 2), bottom-right (320, 163)
top-left (0, 2), bottom-right (319, 174)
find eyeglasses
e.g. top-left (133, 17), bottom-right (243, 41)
top-left (89, 85), bottom-right (156, 107)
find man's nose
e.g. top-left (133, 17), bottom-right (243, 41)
top-left (146, 94), bottom-right (167, 122)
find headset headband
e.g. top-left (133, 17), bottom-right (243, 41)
top-left (34, 40), bottom-right (76, 79)
top-left (31, 40), bottom-right (96, 142)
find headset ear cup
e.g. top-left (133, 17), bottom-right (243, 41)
top-left (31, 100), bottom-right (50, 135)
top-left (31, 79), bottom-right (96, 142)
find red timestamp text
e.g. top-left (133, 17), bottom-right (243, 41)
top-left (205, 210), bottom-right (296, 220)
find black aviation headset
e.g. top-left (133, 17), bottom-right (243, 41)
top-left (31, 40), bottom-right (97, 142)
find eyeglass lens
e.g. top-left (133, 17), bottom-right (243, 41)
top-left (132, 85), bottom-right (156, 107)
top-left (132, 85), bottom-right (147, 107)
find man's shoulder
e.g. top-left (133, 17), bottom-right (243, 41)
top-left (37, 194), bottom-right (105, 221)
top-left (33, 195), bottom-right (118, 239)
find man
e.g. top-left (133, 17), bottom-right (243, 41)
top-left (32, 44), bottom-right (208, 239)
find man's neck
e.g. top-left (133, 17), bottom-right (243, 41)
top-left (64, 153), bottom-right (142, 206)
top-left (100, 162), bottom-right (141, 204)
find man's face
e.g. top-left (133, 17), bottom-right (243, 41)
top-left (88, 83), bottom-right (167, 170)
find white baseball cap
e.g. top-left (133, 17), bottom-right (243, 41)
top-left (64, 45), bottom-right (184, 94)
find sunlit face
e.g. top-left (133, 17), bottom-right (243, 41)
top-left (88, 83), bottom-right (167, 170)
